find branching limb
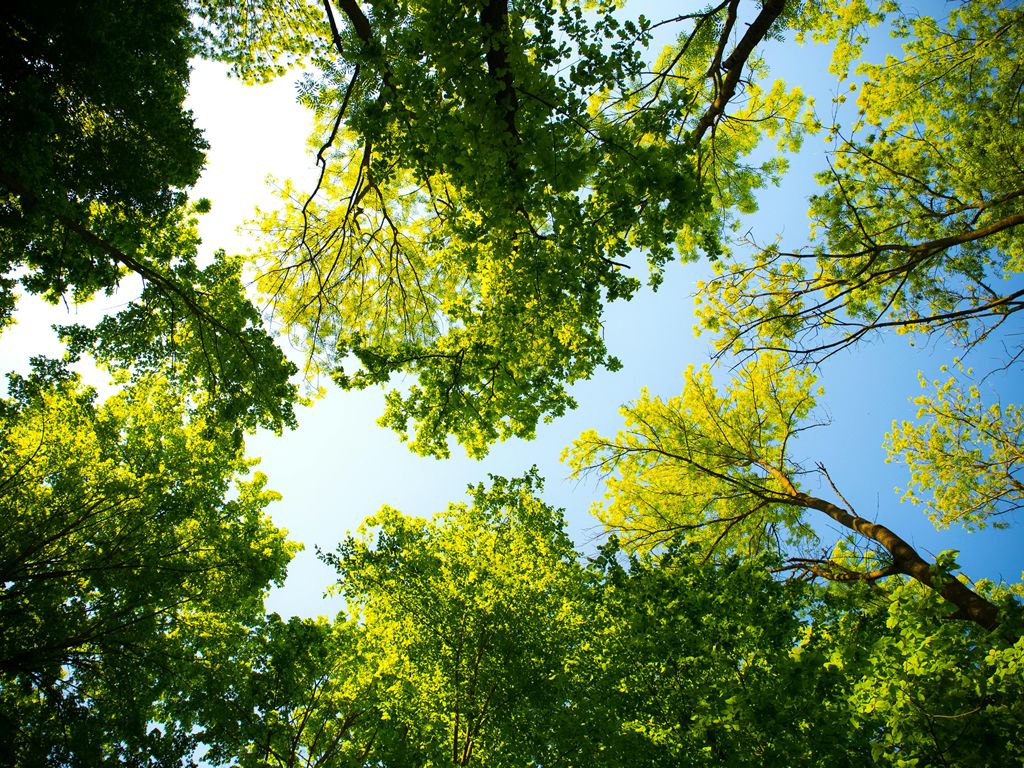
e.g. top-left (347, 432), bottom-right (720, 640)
top-left (691, 0), bottom-right (787, 144)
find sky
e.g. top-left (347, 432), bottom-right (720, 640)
top-left (1, 3), bottom-right (1020, 620)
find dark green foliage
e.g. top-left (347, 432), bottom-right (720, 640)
top-left (564, 542), bottom-right (867, 767)
top-left (0, 0), bottom-right (298, 432)
top-left (0, 0), bottom-right (204, 315)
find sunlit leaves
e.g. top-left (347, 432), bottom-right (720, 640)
top-left (697, 0), bottom-right (1024, 364)
top-left (569, 544), bottom-right (864, 767)
top-left (323, 471), bottom-right (585, 765)
top-left (191, 0), bottom-right (328, 82)
top-left (811, 577), bottom-right (1024, 767)
top-left (566, 353), bottom-right (821, 554)
top-left (886, 366), bottom-right (1024, 530)
top-left (0, 364), bottom-right (296, 763)
top-left (248, 0), bottom-right (814, 456)
top-left (169, 614), bottom-right (377, 768)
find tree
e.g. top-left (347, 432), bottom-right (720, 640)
top-left (57, 240), bottom-right (300, 434)
top-left (802, 575), bottom-right (1024, 768)
top-left (566, 352), bottom-right (1005, 630)
top-left (0, 362), bottom-right (297, 764)
top-left (697, 0), bottom-right (1024, 365)
top-left (1, 0), bottom-right (298, 431)
top-left (171, 482), bottom-right (1023, 768)
top-left (884, 365), bottom-right (1023, 532)
top-left (321, 471), bottom-right (586, 766)
top-left (1, 0), bottom-right (202, 321)
top-left (216, 0), bottom-right (810, 456)
top-left (166, 613), bottom-right (381, 768)
top-left (102, 462), bottom-right (1016, 768)
top-left (181, 480), bottom-right (867, 768)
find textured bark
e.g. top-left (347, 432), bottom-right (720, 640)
top-left (480, 0), bottom-right (520, 150)
top-left (796, 491), bottom-right (1001, 630)
top-left (759, 461), bottom-right (1001, 630)
top-left (691, 0), bottom-right (787, 143)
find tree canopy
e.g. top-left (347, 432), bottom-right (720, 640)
top-left (0, 0), bottom-right (298, 432)
top-left (697, 0), bottom-right (1024, 365)
top-left (1, 0), bottom-right (1022, 765)
top-left (566, 352), bottom-right (1004, 629)
top-left (239, 0), bottom-right (809, 456)
top-left (156, 477), bottom-right (1024, 767)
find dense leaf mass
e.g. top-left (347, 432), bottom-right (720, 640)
top-left (160, 478), bottom-right (1024, 767)
top-left (0, 0), bottom-right (298, 431)
top-left (248, 0), bottom-right (805, 456)
top-left (0, 0), bottom-right (203, 313)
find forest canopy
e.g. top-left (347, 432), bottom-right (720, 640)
top-left (1, 0), bottom-right (1022, 765)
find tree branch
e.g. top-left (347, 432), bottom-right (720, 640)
top-left (691, 0), bottom-right (787, 144)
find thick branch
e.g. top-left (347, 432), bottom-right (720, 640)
top-left (335, 0), bottom-right (372, 42)
top-left (756, 462), bottom-right (1001, 630)
top-left (752, 462), bottom-right (1000, 629)
top-left (825, 209), bottom-right (1024, 266)
top-left (691, 0), bottom-right (787, 144)
top-left (0, 171), bottom-right (231, 343)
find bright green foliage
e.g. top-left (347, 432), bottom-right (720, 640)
top-left (0, 363), bottom-right (296, 764)
top-left (566, 353), bottom-right (821, 554)
top-left (191, 0), bottom-right (329, 82)
top-left (119, 468), bottom-right (1020, 768)
top-left (167, 613), bottom-right (381, 768)
top-left (698, 0), bottom-right (1024, 362)
top-left (247, 0), bottom-right (807, 456)
top-left (57, 232), bottom-right (300, 434)
top-left (886, 367), bottom-right (1024, 531)
top-left (792, 0), bottom-right (898, 77)
top-left (567, 353), bottom-right (1005, 630)
top-left (323, 471), bottom-right (585, 766)
top-left (3, 1), bottom-right (1021, 763)
top-left (163, 486), bottom-right (1024, 768)
top-left (575, 541), bottom-right (1021, 768)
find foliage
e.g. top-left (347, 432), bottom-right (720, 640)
top-left (565, 541), bottom-right (868, 768)
top-left (191, 0), bottom-right (329, 82)
top-left (58, 238), bottom-right (300, 434)
top-left (2, 0), bottom-right (1023, 764)
top-left (168, 494), bottom-right (1024, 768)
top-left (322, 470), bottom-right (585, 766)
top-left (567, 352), bottom-right (1004, 630)
top-left (0, 363), bottom-right (296, 764)
top-left (241, 0), bottom-right (807, 456)
top-left (0, 0), bottom-right (203, 318)
top-left (0, 0), bottom-right (298, 431)
top-left (805, 577), bottom-right (1024, 767)
top-left (697, 0), bottom-right (1024, 364)
top-left (567, 353), bottom-right (821, 554)
top-left (166, 613), bottom-right (379, 768)
top-left (886, 365), bottom-right (1024, 531)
